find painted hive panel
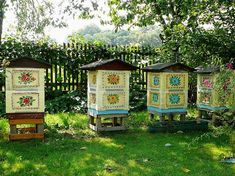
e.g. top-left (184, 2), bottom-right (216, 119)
top-left (164, 73), bottom-right (188, 91)
top-left (165, 92), bottom-right (187, 108)
top-left (97, 70), bottom-right (129, 91)
top-left (148, 72), bottom-right (161, 90)
top-left (88, 71), bottom-right (97, 91)
top-left (6, 68), bottom-right (44, 91)
top-left (96, 91), bottom-right (129, 111)
top-left (198, 74), bottom-right (214, 90)
top-left (6, 91), bottom-right (44, 113)
top-left (147, 91), bottom-right (161, 107)
top-left (88, 92), bottom-right (96, 109)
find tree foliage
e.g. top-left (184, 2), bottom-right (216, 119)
top-left (108, 0), bottom-right (235, 65)
top-left (67, 24), bottom-right (162, 46)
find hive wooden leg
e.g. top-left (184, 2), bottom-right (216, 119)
top-left (149, 113), bottom-right (154, 121)
top-left (113, 117), bottom-right (118, 126)
top-left (96, 116), bottom-right (102, 129)
top-left (180, 114), bottom-right (186, 121)
top-left (159, 114), bottom-right (165, 122)
top-left (10, 125), bottom-right (17, 134)
top-left (37, 124), bottom-right (44, 133)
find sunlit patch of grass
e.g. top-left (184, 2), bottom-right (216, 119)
top-left (0, 112), bottom-right (234, 176)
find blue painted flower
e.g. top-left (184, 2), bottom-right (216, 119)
top-left (153, 76), bottom-right (160, 86)
top-left (152, 94), bottom-right (158, 103)
top-left (169, 94), bottom-right (180, 104)
top-left (170, 76), bottom-right (181, 86)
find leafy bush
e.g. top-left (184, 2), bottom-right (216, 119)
top-left (45, 91), bottom-right (87, 114)
top-left (0, 92), bottom-right (5, 117)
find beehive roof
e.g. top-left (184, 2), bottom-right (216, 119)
top-left (195, 65), bottom-right (220, 73)
top-left (142, 63), bottom-right (194, 72)
top-left (80, 59), bottom-right (138, 70)
top-left (5, 56), bottom-right (51, 69)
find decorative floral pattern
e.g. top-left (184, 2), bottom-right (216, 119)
top-left (107, 94), bottom-right (119, 104)
top-left (90, 94), bottom-right (96, 104)
top-left (200, 93), bottom-right (211, 104)
top-left (169, 94), bottom-right (180, 104)
top-left (17, 96), bottom-right (35, 107)
top-left (92, 75), bottom-right (96, 85)
top-left (18, 72), bottom-right (36, 85)
top-left (170, 76), bottom-right (181, 86)
top-left (202, 78), bottom-right (213, 88)
top-left (152, 94), bottom-right (158, 103)
top-left (107, 74), bottom-right (120, 85)
top-left (153, 76), bottom-right (160, 86)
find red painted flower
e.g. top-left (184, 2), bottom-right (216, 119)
top-left (23, 98), bottom-right (30, 105)
top-left (21, 74), bottom-right (30, 82)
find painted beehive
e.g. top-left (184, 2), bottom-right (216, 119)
top-left (81, 59), bottom-right (137, 117)
top-left (196, 66), bottom-right (234, 111)
top-left (143, 63), bottom-right (194, 114)
top-left (5, 57), bottom-right (50, 113)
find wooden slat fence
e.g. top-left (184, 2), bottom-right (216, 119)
top-left (0, 43), bottom-right (159, 92)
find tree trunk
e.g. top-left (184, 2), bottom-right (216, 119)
top-left (0, 0), bottom-right (5, 44)
top-left (0, 13), bottom-right (3, 44)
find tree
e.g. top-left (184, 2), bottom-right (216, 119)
top-left (0, 0), bottom-right (100, 43)
top-left (108, 0), bottom-right (235, 63)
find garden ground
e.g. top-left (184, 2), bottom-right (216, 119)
top-left (0, 112), bottom-right (234, 176)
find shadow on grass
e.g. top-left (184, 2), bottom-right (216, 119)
top-left (0, 113), bottom-right (234, 176)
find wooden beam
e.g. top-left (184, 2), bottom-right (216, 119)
top-left (9, 119), bottom-right (44, 125)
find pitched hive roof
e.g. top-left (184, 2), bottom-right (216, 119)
top-left (142, 63), bottom-right (194, 72)
top-left (195, 65), bottom-right (220, 73)
top-left (5, 56), bottom-right (51, 69)
top-left (80, 59), bottom-right (138, 70)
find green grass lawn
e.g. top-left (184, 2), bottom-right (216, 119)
top-left (0, 112), bottom-right (234, 176)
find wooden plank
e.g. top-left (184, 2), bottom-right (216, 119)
top-left (18, 127), bottom-right (36, 133)
top-left (7, 113), bottom-right (45, 119)
top-left (9, 133), bottom-right (44, 140)
top-left (10, 119), bottom-right (44, 125)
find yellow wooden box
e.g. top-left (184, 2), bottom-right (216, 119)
top-left (147, 72), bottom-right (188, 112)
top-left (87, 70), bottom-right (130, 115)
top-left (143, 63), bottom-right (193, 114)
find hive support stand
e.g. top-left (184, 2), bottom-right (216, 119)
top-left (88, 114), bottom-right (128, 132)
top-left (197, 108), bottom-right (219, 125)
top-left (7, 113), bottom-right (45, 141)
top-left (149, 112), bottom-right (187, 122)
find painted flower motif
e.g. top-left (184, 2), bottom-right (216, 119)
top-left (92, 75), bottom-right (96, 85)
top-left (203, 79), bottom-right (213, 88)
top-left (153, 76), bottom-right (160, 86)
top-left (107, 94), bottom-right (119, 104)
top-left (17, 96), bottom-right (35, 107)
top-left (107, 74), bottom-right (120, 85)
top-left (18, 72), bottom-right (36, 85)
top-left (169, 94), bottom-right (180, 104)
top-left (152, 94), bottom-right (158, 103)
top-left (90, 94), bottom-right (96, 104)
top-left (202, 93), bottom-right (211, 104)
top-left (170, 76), bottom-right (181, 86)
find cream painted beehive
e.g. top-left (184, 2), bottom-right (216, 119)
top-left (143, 63), bottom-right (194, 114)
top-left (196, 66), bottom-right (234, 111)
top-left (5, 57), bottom-right (50, 114)
top-left (81, 59), bottom-right (137, 117)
